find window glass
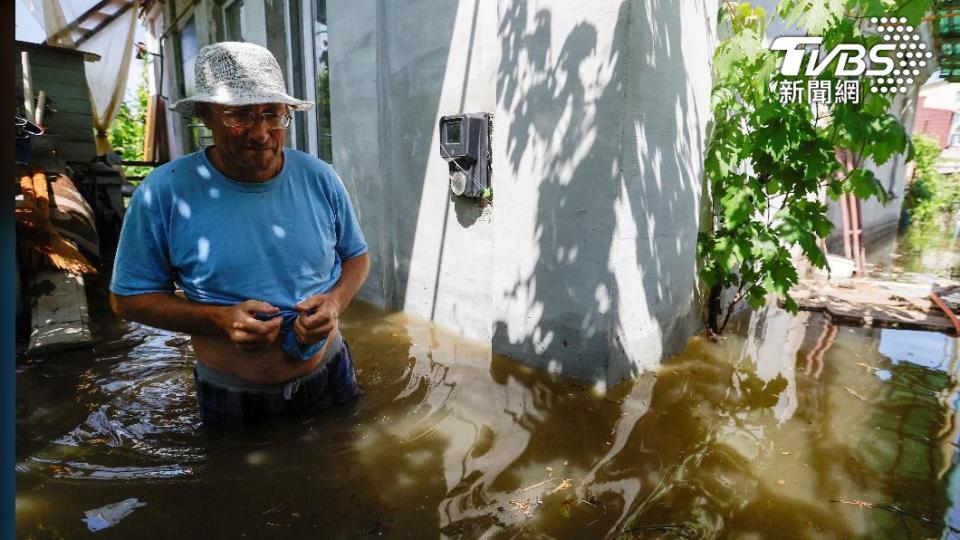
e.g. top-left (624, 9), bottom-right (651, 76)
top-left (224, 0), bottom-right (244, 41)
top-left (288, 0), bottom-right (307, 150)
top-left (180, 18), bottom-right (199, 97)
top-left (314, 0), bottom-right (332, 162)
top-left (178, 17), bottom-right (209, 152)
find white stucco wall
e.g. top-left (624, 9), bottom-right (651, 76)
top-left (491, 0), bottom-right (717, 385)
top-left (920, 80), bottom-right (960, 111)
top-left (328, 0), bottom-right (495, 334)
top-left (328, 0), bottom-right (718, 386)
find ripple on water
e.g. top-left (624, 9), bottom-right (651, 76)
top-left (15, 298), bottom-right (960, 538)
top-left (22, 333), bottom-right (206, 485)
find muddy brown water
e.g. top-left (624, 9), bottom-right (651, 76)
top-left (15, 275), bottom-right (960, 538)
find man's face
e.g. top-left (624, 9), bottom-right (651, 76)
top-left (199, 103), bottom-right (288, 181)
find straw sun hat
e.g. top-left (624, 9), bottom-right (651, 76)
top-left (169, 41), bottom-right (314, 117)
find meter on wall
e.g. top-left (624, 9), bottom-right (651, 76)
top-left (439, 112), bottom-right (492, 198)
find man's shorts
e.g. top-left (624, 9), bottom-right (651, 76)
top-left (193, 333), bottom-right (360, 424)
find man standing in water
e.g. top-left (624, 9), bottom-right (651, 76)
top-left (109, 42), bottom-right (370, 423)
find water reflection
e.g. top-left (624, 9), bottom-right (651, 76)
top-left (15, 292), bottom-right (960, 538)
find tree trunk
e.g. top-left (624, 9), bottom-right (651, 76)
top-left (707, 283), bottom-right (723, 335)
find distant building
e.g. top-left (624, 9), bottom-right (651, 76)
top-left (915, 97), bottom-right (955, 148)
top-left (914, 79), bottom-right (960, 173)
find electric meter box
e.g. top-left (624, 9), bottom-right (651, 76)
top-left (438, 112), bottom-right (491, 198)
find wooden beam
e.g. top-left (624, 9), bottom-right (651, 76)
top-left (120, 160), bottom-right (162, 167)
top-left (48, 0), bottom-right (116, 44)
top-left (75, 2), bottom-right (134, 47)
top-left (49, 0), bottom-right (134, 47)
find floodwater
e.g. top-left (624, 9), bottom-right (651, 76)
top-left (16, 267), bottom-right (960, 538)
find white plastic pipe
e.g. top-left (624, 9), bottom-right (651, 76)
top-left (21, 51), bottom-right (35, 120)
top-left (35, 90), bottom-right (46, 126)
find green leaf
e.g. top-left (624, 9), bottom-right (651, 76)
top-left (779, 0), bottom-right (845, 34)
top-left (848, 168), bottom-right (885, 200)
top-left (763, 253), bottom-right (799, 295)
top-left (869, 116), bottom-right (907, 166)
top-left (890, 0), bottom-right (929, 25)
top-left (782, 296), bottom-right (799, 314)
top-left (827, 180), bottom-right (844, 201)
top-left (720, 185), bottom-right (754, 227)
top-left (746, 283), bottom-right (768, 309)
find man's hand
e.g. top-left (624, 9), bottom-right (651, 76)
top-left (293, 294), bottom-right (340, 345)
top-left (217, 300), bottom-right (283, 352)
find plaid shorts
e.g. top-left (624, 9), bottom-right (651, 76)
top-left (193, 336), bottom-right (360, 424)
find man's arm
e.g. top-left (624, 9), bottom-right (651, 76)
top-left (327, 252), bottom-right (371, 314)
top-left (110, 292), bottom-right (283, 350)
top-left (293, 252), bottom-right (370, 344)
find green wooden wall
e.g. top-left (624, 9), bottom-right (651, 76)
top-left (15, 43), bottom-right (98, 164)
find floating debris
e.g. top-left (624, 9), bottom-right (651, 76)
top-left (786, 279), bottom-right (959, 334)
top-left (550, 478), bottom-right (573, 494)
top-left (518, 476), bottom-right (562, 493)
top-left (622, 523), bottom-right (698, 538)
top-left (508, 499), bottom-right (532, 516)
top-left (844, 387), bottom-right (868, 401)
top-left (830, 499), bottom-right (960, 535)
top-left (82, 498), bottom-right (146, 532)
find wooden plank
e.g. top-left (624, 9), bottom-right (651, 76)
top-left (27, 269), bottom-right (94, 355)
top-left (787, 279), bottom-right (959, 334)
top-left (17, 92), bottom-right (92, 113)
top-left (58, 138), bottom-right (98, 152)
top-left (44, 123), bottom-right (95, 138)
top-left (57, 141), bottom-right (99, 162)
top-left (47, 116), bottom-right (95, 131)
top-left (15, 41), bottom-right (100, 62)
top-left (48, 126), bottom-right (95, 142)
top-left (32, 81), bottom-right (92, 100)
top-left (50, 127), bottom-right (96, 142)
top-left (121, 160), bottom-right (162, 167)
top-left (30, 72), bottom-right (86, 89)
top-left (47, 112), bottom-right (96, 130)
top-left (55, 138), bottom-right (98, 158)
top-left (46, 126), bottom-right (96, 144)
top-left (40, 95), bottom-right (93, 113)
top-left (23, 48), bottom-right (84, 63)
top-left (48, 0), bottom-right (117, 44)
top-left (25, 53), bottom-right (88, 71)
top-left (29, 64), bottom-right (86, 82)
top-left (76, 3), bottom-right (134, 47)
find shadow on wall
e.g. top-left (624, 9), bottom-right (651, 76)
top-left (383, 0), bottom-right (462, 309)
top-left (333, 0), bottom-right (462, 309)
top-left (493, 0), bottom-right (709, 386)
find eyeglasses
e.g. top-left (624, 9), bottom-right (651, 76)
top-left (214, 108), bottom-right (292, 130)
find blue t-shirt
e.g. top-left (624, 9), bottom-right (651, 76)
top-left (110, 148), bottom-right (368, 315)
